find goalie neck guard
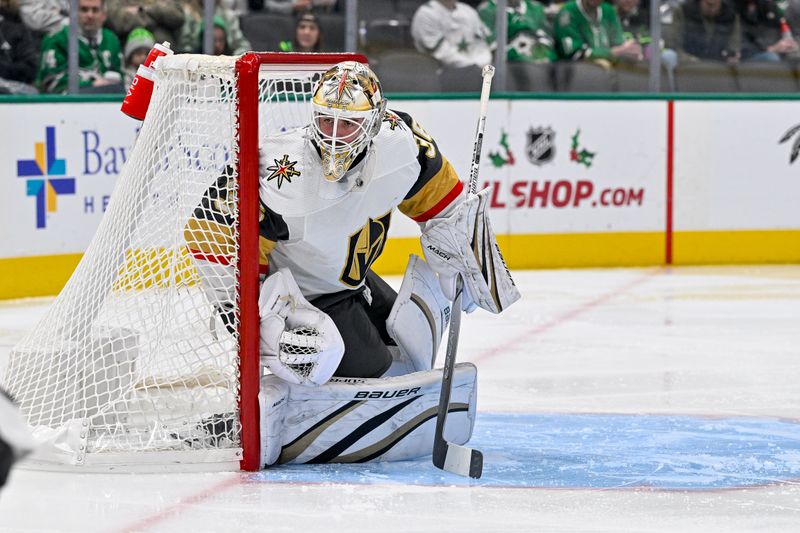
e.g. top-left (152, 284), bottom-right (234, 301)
top-left (310, 61), bottom-right (386, 182)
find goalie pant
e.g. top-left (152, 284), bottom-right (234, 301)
top-left (259, 254), bottom-right (452, 386)
top-left (258, 267), bottom-right (403, 385)
top-left (0, 388), bottom-right (34, 489)
top-left (309, 271), bottom-right (399, 379)
top-left (259, 363), bottom-right (477, 466)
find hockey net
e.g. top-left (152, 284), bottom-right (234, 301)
top-left (0, 53), bottom-right (366, 471)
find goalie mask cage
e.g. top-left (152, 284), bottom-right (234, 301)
top-left (0, 52), bottom-right (367, 472)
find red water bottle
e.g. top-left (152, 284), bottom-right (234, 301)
top-left (780, 18), bottom-right (793, 40)
top-left (143, 41), bottom-right (173, 68)
top-left (120, 65), bottom-right (156, 120)
top-left (121, 41), bottom-right (173, 120)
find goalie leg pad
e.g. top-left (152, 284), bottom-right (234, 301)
top-left (386, 255), bottom-right (451, 373)
top-left (259, 363), bottom-right (477, 467)
top-left (260, 378), bottom-right (290, 467)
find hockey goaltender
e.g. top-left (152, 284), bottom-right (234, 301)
top-left (185, 61), bottom-right (520, 467)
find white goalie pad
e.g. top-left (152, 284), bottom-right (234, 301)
top-left (386, 255), bottom-right (451, 374)
top-left (421, 188), bottom-right (521, 314)
top-left (259, 269), bottom-right (344, 387)
top-left (259, 363), bottom-right (477, 467)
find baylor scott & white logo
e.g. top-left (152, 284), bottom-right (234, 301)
top-left (16, 126), bottom-right (76, 229)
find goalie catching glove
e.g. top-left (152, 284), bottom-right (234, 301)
top-left (259, 268), bottom-right (344, 386)
top-left (421, 188), bottom-right (521, 314)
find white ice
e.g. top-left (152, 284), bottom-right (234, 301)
top-left (1, 265), bottom-right (799, 532)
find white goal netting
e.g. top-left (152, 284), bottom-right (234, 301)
top-left (0, 54), bottom-right (342, 470)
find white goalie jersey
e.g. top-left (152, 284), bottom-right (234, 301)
top-left (259, 111), bottom-right (463, 298)
top-left (185, 110), bottom-right (464, 300)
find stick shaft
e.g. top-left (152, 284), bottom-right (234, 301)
top-left (468, 65), bottom-right (495, 196)
top-left (432, 64), bottom-right (495, 479)
top-left (433, 288), bottom-right (462, 450)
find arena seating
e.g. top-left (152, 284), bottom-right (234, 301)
top-left (236, 2), bottom-right (769, 94)
top-left (736, 61), bottom-right (799, 93)
top-left (371, 50), bottom-right (441, 92)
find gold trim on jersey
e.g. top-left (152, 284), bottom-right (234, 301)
top-left (183, 218), bottom-right (236, 258)
top-left (185, 218), bottom-right (275, 272)
top-left (398, 156), bottom-right (460, 220)
top-left (259, 236), bottom-right (276, 270)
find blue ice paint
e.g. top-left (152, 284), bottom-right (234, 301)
top-left (251, 413), bottom-right (800, 490)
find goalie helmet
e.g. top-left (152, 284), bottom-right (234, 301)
top-left (310, 61), bottom-right (386, 182)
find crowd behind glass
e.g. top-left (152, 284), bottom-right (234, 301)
top-left (1, 0), bottom-right (798, 95)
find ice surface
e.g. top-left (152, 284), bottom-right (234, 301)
top-left (1, 266), bottom-right (799, 532)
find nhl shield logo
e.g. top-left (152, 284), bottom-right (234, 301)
top-left (526, 127), bottom-right (555, 166)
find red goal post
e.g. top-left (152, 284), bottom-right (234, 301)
top-left (236, 52), bottom-right (368, 471)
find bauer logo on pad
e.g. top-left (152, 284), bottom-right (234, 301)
top-left (15, 126), bottom-right (76, 229)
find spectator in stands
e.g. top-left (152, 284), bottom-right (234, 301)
top-left (411, 0), bottom-right (493, 68)
top-left (225, 0), bottom-right (250, 15)
top-left (122, 26), bottom-right (154, 86)
top-left (177, 0), bottom-right (251, 55)
top-left (734, 0), bottom-right (798, 61)
top-left (18, 0), bottom-right (68, 36)
top-left (616, 0), bottom-right (650, 42)
top-left (553, 0), bottom-right (643, 63)
top-left (784, 0), bottom-right (800, 41)
top-left (478, 0), bottom-right (556, 63)
top-left (0, 0), bottom-right (39, 94)
top-left (104, 0), bottom-right (184, 48)
top-left (615, 0), bottom-right (678, 85)
top-left (280, 10), bottom-right (322, 52)
top-left (668, 0), bottom-right (741, 63)
top-left (199, 15), bottom-right (232, 55)
top-left (261, 0), bottom-right (310, 13)
top-left (256, 0), bottom-right (336, 14)
top-left (36, 0), bottom-right (124, 93)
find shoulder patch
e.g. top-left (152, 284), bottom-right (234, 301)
top-left (382, 111), bottom-right (406, 131)
top-left (264, 154), bottom-right (301, 189)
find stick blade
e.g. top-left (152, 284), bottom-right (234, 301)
top-left (433, 441), bottom-right (483, 479)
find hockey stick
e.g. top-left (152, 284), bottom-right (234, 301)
top-left (432, 64), bottom-right (495, 479)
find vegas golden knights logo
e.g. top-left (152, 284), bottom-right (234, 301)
top-left (340, 211), bottom-right (392, 287)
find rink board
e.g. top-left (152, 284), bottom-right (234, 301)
top-left (1, 96), bottom-right (799, 298)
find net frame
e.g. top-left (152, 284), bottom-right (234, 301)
top-left (1, 52), bottom-right (367, 473)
